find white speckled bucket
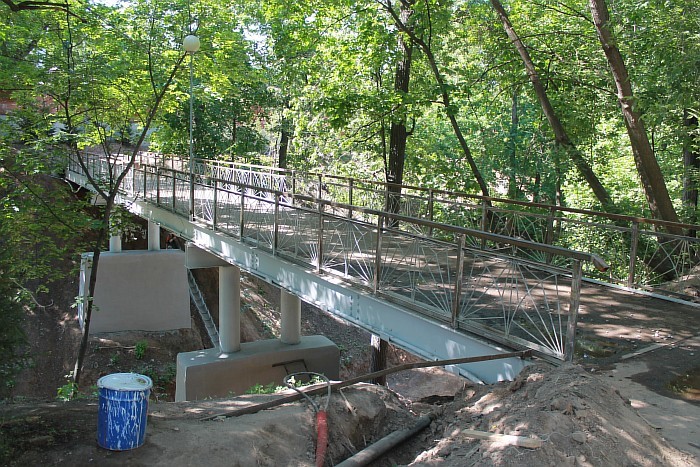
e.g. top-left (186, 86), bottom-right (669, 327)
top-left (96, 373), bottom-right (153, 450)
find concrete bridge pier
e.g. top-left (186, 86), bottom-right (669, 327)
top-left (219, 265), bottom-right (241, 353)
top-left (109, 217), bottom-right (122, 253)
top-left (280, 291), bottom-right (301, 345)
top-left (176, 244), bottom-right (339, 402)
top-left (148, 221), bottom-right (160, 251)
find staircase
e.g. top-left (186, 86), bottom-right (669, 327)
top-left (187, 269), bottom-right (219, 349)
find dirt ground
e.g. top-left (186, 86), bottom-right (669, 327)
top-left (2, 265), bottom-right (699, 466)
top-left (2, 177), bottom-right (700, 465)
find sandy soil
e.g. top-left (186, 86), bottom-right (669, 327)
top-left (1, 364), bottom-right (696, 466)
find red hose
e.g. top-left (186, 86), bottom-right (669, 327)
top-left (315, 410), bottom-right (328, 467)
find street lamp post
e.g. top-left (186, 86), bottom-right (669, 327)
top-left (183, 34), bottom-right (200, 220)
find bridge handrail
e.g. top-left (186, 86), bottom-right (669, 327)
top-left (131, 151), bottom-right (700, 233)
top-left (81, 151), bottom-right (698, 300)
top-left (132, 159), bottom-right (610, 273)
top-left (67, 152), bottom-right (614, 362)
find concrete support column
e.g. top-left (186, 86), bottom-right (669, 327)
top-left (109, 234), bottom-right (122, 253)
top-left (280, 290), bottom-right (301, 345)
top-left (148, 221), bottom-right (161, 251)
top-left (219, 265), bottom-right (241, 353)
top-left (109, 217), bottom-right (121, 252)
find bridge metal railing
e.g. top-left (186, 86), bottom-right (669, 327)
top-left (130, 153), bottom-right (700, 301)
top-left (68, 152), bottom-right (610, 362)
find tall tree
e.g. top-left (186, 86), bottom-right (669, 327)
top-left (385, 0), bottom-right (414, 215)
top-left (380, 0), bottom-right (490, 198)
top-left (588, 0), bottom-right (680, 230)
top-left (3, 1), bottom-right (191, 387)
top-left (490, 0), bottom-right (616, 212)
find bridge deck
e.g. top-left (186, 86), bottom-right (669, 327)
top-left (66, 153), bottom-right (700, 380)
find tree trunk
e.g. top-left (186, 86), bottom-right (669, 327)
top-left (73, 216), bottom-right (108, 387)
top-left (369, 334), bottom-right (388, 386)
top-left (508, 90), bottom-right (519, 199)
top-left (279, 125), bottom-right (290, 169)
top-left (589, 0), bottom-right (681, 232)
top-left (381, 1), bottom-right (490, 199)
top-left (683, 109), bottom-right (699, 231)
top-left (71, 51), bottom-right (187, 387)
top-left (490, 0), bottom-right (616, 213)
top-left (385, 1), bottom-right (413, 221)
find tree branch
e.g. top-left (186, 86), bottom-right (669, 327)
top-left (1, 0), bottom-right (85, 21)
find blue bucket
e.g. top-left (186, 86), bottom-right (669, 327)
top-left (97, 373), bottom-right (153, 450)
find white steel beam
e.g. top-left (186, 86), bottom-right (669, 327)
top-left (62, 170), bottom-right (528, 383)
top-left (117, 195), bottom-right (525, 383)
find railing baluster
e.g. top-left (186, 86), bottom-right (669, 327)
top-left (451, 233), bottom-right (466, 329)
top-left (373, 215), bottom-right (384, 295)
top-left (239, 190), bottom-right (245, 239)
top-left (628, 221), bottom-right (639, 288)
top-left (212, 179), bottom-right (218, 231)
top-left (273, 193), bottom-right (279, 256)
top-left (171, 170), bottom-right (176, 213)
top-left (316, 201), bottom-right (324, 273)
top-left (565, 260), bottom-right (583, 362)
top-left (544, 206), bottom-right (556, 264)
top-left (428, 189), bottom-right (435, 236)
top-left (480, 200), bottom-right (489, 250)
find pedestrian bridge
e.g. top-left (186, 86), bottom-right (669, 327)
top-left (66, 152), bottom-right (627, 393)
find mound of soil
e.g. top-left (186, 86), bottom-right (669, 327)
top-left (407, 363), bottom-right (694, 466)
top-left (1, 363), bottom-right (694, 466)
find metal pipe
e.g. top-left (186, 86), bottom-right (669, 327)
top-left (188, 51), bottom-right (195, 220)
top-left (451, 233), bottom-right (466, 329)
top-left (628, 221), bottom-right (639, 288)
top-left (199, 350), bottom-right (531, 421)
top-left (336, 414), bottom-right (435, 467)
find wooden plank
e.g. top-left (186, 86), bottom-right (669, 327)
top-left (461, 429), bottom-right (542, 449)
top-left (620, 343), bottom-right (666, 360)
top-left (620, 333), bottom-right (700, 361)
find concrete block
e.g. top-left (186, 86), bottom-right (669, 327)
top-left (84, 250), bottom-right (190, 333)
top-left (175, 335), bottom-right (340, 401)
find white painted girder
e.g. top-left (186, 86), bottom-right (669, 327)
top-left (67, 171), bottom-right (526, 382)
top-left (133, 199), bottom-right (524, 383)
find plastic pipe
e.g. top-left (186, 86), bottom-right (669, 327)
top-left (336, 413), bottom-right (435, 467)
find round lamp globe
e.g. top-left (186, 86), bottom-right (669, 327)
top-left (183, 35), bottom-right (200, 53)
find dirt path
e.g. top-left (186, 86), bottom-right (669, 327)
top-left (599, 335), bottom-right (700, 459)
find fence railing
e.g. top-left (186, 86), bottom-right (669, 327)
top-left (68, 152), bottom-right (614, 362)
top-left (131, 153), bottom-right (700, 300)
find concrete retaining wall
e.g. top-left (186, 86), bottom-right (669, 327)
top-left (79, 250), bottom-right (190, 333)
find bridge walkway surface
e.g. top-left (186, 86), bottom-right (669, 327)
top-left (65, 152), bottom-right (700, 387)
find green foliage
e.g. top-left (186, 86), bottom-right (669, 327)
top-left (56, 381), bottom-right (79, 402)
top-left (134, 340), bottom-right (148, 360)
top-left (0, 143), bottom-right (91, 395)
top-left (1, 0), bottom-right (697, 222)
top-left (245, 382), bottom-right (283, 395)
top-left (0, 274), bottom-right (26, 395)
